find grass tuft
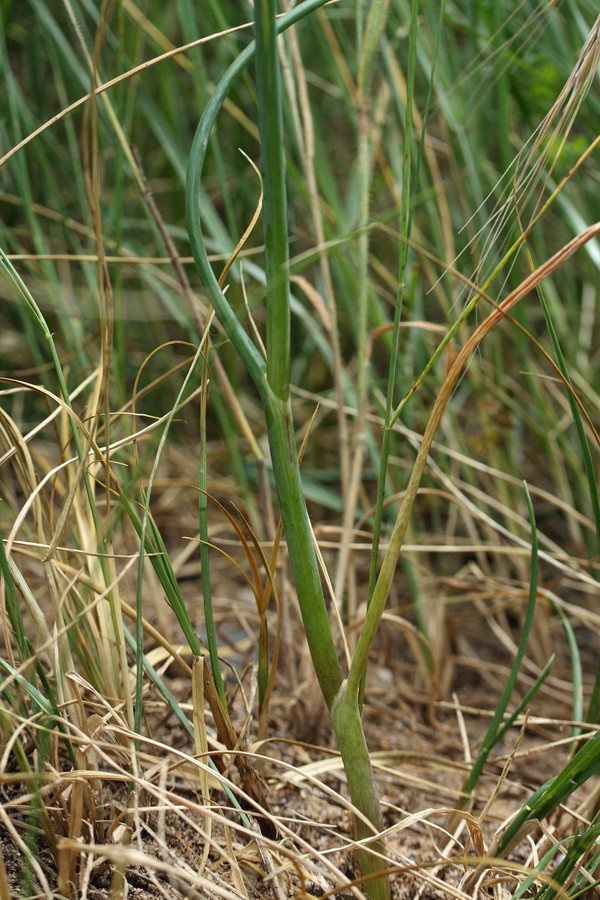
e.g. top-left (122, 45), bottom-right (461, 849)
top-left (1, 2), bottom-right (599, 897)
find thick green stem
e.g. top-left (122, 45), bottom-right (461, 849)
top-left (254, 3), bottom-right (389, 890)
top-left (263, 391), bottom-right (343, 706)
top-left (331, 685), bottom-right (389, 900)
top-left (255, 0), bottom-right (290, 401)
top-left (186, 4), bottom-right (390, 894)
top-left (253, 0), bottom-right (343, 705)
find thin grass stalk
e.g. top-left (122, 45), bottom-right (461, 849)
top-left (550, 601), bottom-right (583, 746)
top-left (132, 145), bottom-right (260, 700)
top-left (368, 1), bottom-right (445, 617)
top-left (334, 0), bottom-right (390, 612)
top-left (0, 529), bottom-right (33, 663)
top-left (81, 7), bottom-right (125, 709)
top-left (119, 621), bottom-right (254, 829)
top-left (198, 364), bottom-right (228, 708)
top-left (133, 344), bottom-right (205, 734)
top-left (131, 149), bottom-right (230, 707)
top-left (553, 604), bottom-right (583, 751)
top-left (281, 2), bottom-right (350, 523)
top-left (367, 0), bottom-right (420, 602)
top-left (460, 482), bottom-right (539, 800)
top-left (586, 662), bottom-right (600, 725)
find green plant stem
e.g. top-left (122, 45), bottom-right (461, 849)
top-left (186, 1), bottom-right (344, 695)
top-left (255, 0), bottom-right (391, 880)
top-left (331, 687), bottom-right (389, 897)
top-left (263, 396), bottom-right (344, 703)
top-left (199, 366), bottom-right (228, 708)
top-left (255, 0), bottom-right (290, 402)
top-left (253, 0), bottom-right (344, 707)
top-left (460, 482), bottom-right (540, 799)
top-left (186, 3), bottom-right (390, 894)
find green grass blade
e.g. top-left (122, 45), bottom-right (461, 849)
top-left (461, 481), bottom-right (540, 798)
top-left (497, 728), bottom-right (600, 858)
top-left (534, 818), bottom-right (600, 899)
top-left (198, 368), bottom-right (227, 708)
